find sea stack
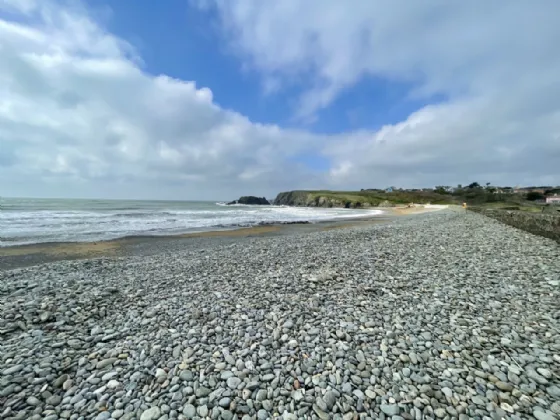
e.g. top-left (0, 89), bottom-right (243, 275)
top-left (226, 196), bottom-right (270, 205)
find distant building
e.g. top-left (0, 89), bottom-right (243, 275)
top-left (546, 195), bottom-right (560, 205)
top-left (385, 187), bottom-right (393, 192)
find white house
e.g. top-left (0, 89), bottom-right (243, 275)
top-left (546, 195), bottom-right (560, 204)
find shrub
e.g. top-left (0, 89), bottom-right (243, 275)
top-left (527, 192), bottom-right (545, 201)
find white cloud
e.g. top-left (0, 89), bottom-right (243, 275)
top-left (203, 0), bottom-right (560, 187)
top-left (206, 1), bottom-right (560, 115)
top-left (0, 0), bottom-right (558, 201)
top-left (0, 0), bottom-right (324, 199)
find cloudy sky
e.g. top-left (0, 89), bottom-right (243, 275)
top-left (1, 0), bottom-right (559, 200)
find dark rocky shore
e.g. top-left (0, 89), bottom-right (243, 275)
top-left (1, 210), bottom-right (559, 420)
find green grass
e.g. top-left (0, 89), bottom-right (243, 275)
top-left (472, 201), bottom-right (544, 213)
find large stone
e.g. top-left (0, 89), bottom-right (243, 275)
top-left (546, 385), bottom-right (560, 398)
top-left (380, 404), bottom-right (399, 416)
top-left (196, 386), bottom-right (212, 397)
top-left (2, 364), bottom-right (24, 375)
top-left (533, 410), bottom-right (556, 420)
top-left (183, 404), bottom-right (196, 419)
top-left (323, 391), bottom-right (337, 410)
top-left (140, 407), bottom-right (161, 420)
top-left (227, 377), bottom-right (242, 389)
top-left (96, 358), bottom-right (118, 370)
top-left (495, 381), bottom-right (513, 392)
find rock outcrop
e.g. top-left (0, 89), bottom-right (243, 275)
top-left (227, 196), bottom-right (270, 205)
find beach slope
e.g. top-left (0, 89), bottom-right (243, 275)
top-left (0, 210), bottom-right (558, 419)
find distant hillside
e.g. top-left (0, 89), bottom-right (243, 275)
top-left (273, 190), bottom-right (456, 208)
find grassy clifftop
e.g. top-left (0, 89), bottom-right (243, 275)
top-left (273, 190), bottom-right (456, 208)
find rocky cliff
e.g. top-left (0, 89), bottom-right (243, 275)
top-left (273, 191), bottom-right (395, 208)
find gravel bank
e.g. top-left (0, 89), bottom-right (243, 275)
top-left (1, 210), bottom-right (559, 420)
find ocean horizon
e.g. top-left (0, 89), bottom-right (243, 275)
top-left (0, 197), bottom-right (382, 246)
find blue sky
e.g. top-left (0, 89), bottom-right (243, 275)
top-left (92, 0), bottom-right (440, 135)
top-left (0, 0), bottom-right (559, 199)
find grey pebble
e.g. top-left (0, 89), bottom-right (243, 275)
top-left (380, 404), bottom-right (399, 416)
top-left (183, 404), bottom-right (196, 419)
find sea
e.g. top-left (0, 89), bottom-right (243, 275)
top-left (0, 197), bottom-right (382, 246)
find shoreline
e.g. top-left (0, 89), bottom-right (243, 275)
top-left (0, 206), bottom-right (446, 270)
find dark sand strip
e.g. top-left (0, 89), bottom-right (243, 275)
top-left (0, 217), bottom-right (391, 271)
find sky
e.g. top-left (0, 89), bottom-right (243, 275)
top-left (0, 0), bottom-right (559, 200)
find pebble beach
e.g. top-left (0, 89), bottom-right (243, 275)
top-left (1, 210), bottom-right (559, 420)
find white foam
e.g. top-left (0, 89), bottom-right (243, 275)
top-left (0, 202), bottom-right (383, 246)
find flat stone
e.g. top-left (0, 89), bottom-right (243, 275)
top-left (196, 386), bottom-right (212, 397)
top-left (380, 404), bottom-right (399, 416)
top-left (140, 407), bottom-right (161, 420)
top-left (197, 405), bottom-right (208, 417)
top-left (323, 390), bottom-right (336, 410)
top-left (183, 404), bottom-right (196, 419)
top-left (246, 381), bottom-right (260, 390)
top-left (0, 384), bottom-right (16, 397)
top-left (221, 410), bottom-right (234, 420)
top-left (46, 395), bottom-right (62, 405)
top-left (227, 377), bottom-right (242, 389)
top-left (2, 364), bottom-right (24, 375)
top-left (471, 396), bottom-right (486, 406)
top-left (495, 381), bottom-right (513, 392)
top-left (312, 404), bottom-right (329, 420)
top-left (546, 385), bottom-right (560, 398)
top-left (533, 410), bottom-right (556, 420)
top-left (112, 410), bottom-right (124, 419)
top-left (97, 358), bottom-right (118, 370)
top-left (434, 408), bottom-right (446, 418)
top-left (179, 370), bottom-right (194, 381)
top-left (256, 389), bottom-right (268, 401)
top-left (537, 368), bottom-right (552, 379)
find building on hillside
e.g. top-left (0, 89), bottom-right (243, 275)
top-left (385, 187), bottom-right (394, 192)
top-left (546, 195), bottom-right (560, 205)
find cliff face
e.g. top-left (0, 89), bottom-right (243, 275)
top-left (273, 191), bottom-right (313, 206)
top-left (273, 191), bottom-right (394, 208)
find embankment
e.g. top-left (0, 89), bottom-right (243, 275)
top-left (469, 207), bottom-right (560, 242)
